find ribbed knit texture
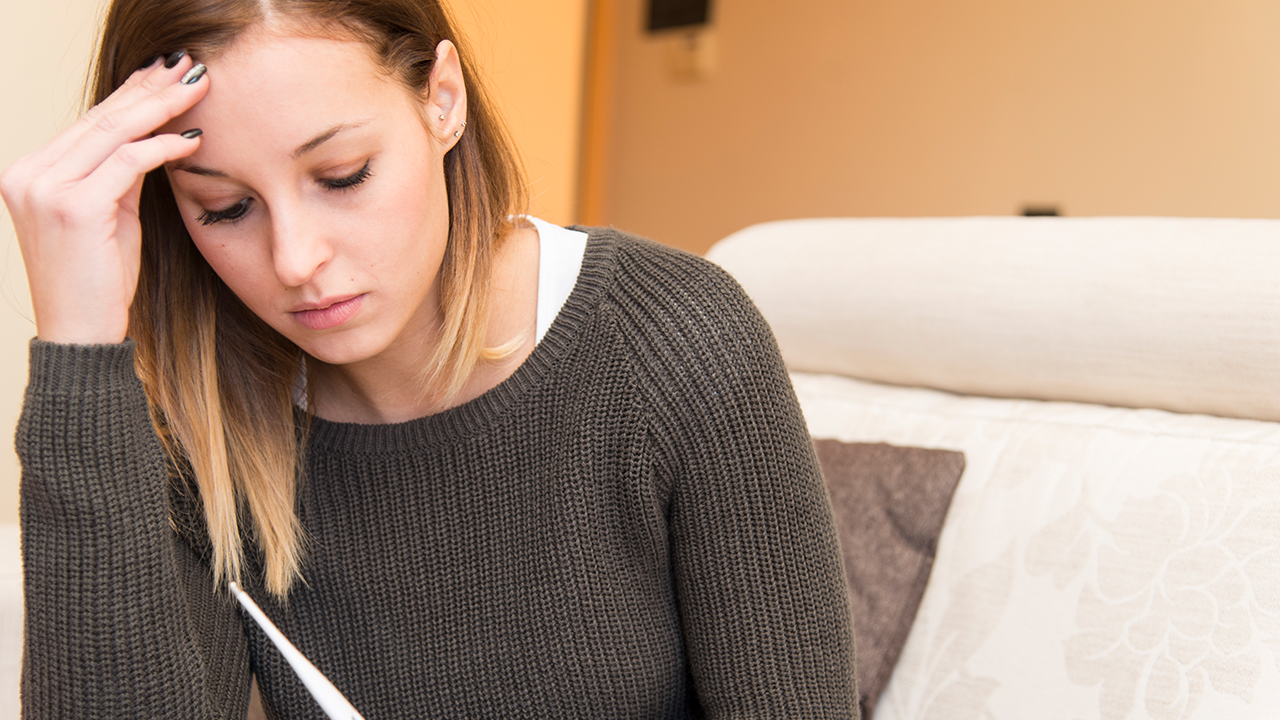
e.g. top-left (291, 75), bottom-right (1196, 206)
top-left (18, 227), bottom-right (858, 719)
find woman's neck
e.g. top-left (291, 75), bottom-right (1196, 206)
top-left (307, 224), bottom-right (540, 424)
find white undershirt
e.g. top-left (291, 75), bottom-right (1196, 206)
top-left (527, 216), bottom-right (588, 344)
top-left (296, 218), bottom-right (586, 408)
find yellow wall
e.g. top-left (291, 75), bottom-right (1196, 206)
top-left (0, 0), bottom-right (589, 524)
top-left (595, 0), bottom-right (1280, 254)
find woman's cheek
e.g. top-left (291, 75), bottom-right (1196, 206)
top-left (195, 238), bottom-right (270, 310)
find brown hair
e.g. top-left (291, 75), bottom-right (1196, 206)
top-left (92, 0), bottom-right (527, 597)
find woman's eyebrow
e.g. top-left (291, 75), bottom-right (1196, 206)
top-left (170, 163), bottom-right (227, 178)
top-left (168, 119), bottom-right (375, 177)
top-left (291, 120), bottom-right (373, 160)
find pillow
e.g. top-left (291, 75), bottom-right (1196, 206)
top-left (814, 440), bottom-right (965, 719)
top-left (711, 217), bottom-right (1280, 422)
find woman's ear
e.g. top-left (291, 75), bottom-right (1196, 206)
top-left (425, 39), bottom-right (468, 151)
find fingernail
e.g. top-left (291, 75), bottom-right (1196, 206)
top-left (181, 63), bottom-right (207, 85)
top-left (138, 55), bottom-right (162, 71)
top-left (164, 50), bottom-right (187, 69)
top-left (180, 128), bottom-right (203, 139)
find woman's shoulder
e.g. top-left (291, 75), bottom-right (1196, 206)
top-left (572, 225), bottom-right (785, 389)
top-left (574, 225), bottom-right (734, 279)
top-left (573, 225), bottom-right (763, 333)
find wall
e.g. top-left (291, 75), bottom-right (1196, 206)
top-left (595, 0), bottom-right (1280, 254)
top-left (0, 0), bottom-right (105, 525)
top-left (0, 0), bottom-right (589, 524)
top-left (451, 0), bottom-right (588, 225)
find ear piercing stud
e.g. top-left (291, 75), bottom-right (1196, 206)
top-left (441, 114), bottom-right (467, 137)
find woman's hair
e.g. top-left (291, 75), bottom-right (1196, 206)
top-left (92, 0), bottom-right (527, 598)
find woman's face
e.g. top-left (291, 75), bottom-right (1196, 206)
top-left (162, 27), bottom-right (464, 368)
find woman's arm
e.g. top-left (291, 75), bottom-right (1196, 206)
top-left (5, 52), bottom-right (248, 718)
top-left (616, 236), bottom-right (859, 718)
top-left (18, 340), bottom-right (251, 719)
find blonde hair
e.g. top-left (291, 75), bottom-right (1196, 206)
top-left (93, 0), bottom-right (527, 598)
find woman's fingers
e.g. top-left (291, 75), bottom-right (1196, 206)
top-left (0, 50), bottom-right (208, 346)
top-left (53, 63), bottom-right (209, 182)
top-left (4, 130), bottom-right (200, 258)
top-left (93, 52), bottom-right (190, 120)
top-left (17, 53), bottom-right (204, 182)
top-left (6, 129), bottom-right (202, 345)
top-left (80, 131), bottom-right (202, 211)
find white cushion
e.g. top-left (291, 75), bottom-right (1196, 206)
top-left (793, 372), bottom-right (1280, 720)
top-left (707, 217), bottom-right (1280, 422)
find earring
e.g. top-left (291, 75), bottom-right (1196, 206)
top-left (461, 121), bottom-right (467, 128)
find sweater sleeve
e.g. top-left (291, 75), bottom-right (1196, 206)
top-left (16, 340), bottom-right (251, 719)
top-left (620, 241), bottom-right (860, 718)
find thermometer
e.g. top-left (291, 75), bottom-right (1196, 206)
top-left (227, 581), bottom-right (367, 720)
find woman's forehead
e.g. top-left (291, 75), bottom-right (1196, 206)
top-left (171, 33), bottom-right (404, 134)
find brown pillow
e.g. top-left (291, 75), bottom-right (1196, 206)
top-left (814, 440), bottom-right (965, 719)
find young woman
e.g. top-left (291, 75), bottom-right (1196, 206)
top-left (2, 0), bottom-right (858, 716)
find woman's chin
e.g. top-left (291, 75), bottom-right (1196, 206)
top-left (295, 333), bottom-right (388, 368)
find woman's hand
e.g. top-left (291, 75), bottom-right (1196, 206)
top-left (0, 52), bottom-right (210, 345)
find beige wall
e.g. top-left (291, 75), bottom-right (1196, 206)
top-left (596, 0), bottom-right (1280, 254)
top-left (0, 0), bottom-right (106, 525)
top-left (450, 0), bottom-right (589, 225)
top-left (0, 0), bottom-right (588, 524)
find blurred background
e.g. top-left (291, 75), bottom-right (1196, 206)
top-left (2, 0), bottom-right (1279, 522)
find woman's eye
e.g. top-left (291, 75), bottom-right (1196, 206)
top-left (320, 160), bottom-right (372, 191)
top-left (197, 198), bottom-right (253, 226)
top-left (190, 161), bottom-right (370, 226)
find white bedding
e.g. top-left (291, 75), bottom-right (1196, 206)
top-left (794, 371), bottom-right (1280, 720)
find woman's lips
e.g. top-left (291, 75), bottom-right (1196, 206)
top-left (290, 294), bottom-right (365, 331)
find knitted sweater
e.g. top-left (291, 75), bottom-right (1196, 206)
top-left (18, 227), bottom-right (859, 719)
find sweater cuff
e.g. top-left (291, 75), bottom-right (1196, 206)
top-left (27, 339), bottom-right (141, 397)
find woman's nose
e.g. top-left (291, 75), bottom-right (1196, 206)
top-left (269, 205), bottom-right (333, 288)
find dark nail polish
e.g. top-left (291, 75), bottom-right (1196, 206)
top-left (180, 128), bottom-right (203, 140)
top-left (180, 63), bottom-right (207, 85)
top-left (138, 55), bottom-right (162, 71)
top-left (164, 50), bottom-right (187, 69)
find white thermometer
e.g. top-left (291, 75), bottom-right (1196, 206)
top-left (227, 581), bottom-right (367, 720)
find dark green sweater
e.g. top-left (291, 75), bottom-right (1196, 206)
top-left (18, 228), bottom-right (858, 718)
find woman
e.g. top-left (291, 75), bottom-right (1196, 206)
top-left (2, 0), bottom-right (858, 716)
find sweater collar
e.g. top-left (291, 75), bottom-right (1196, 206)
top-left (304, 226), bottom-right (620, 455)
